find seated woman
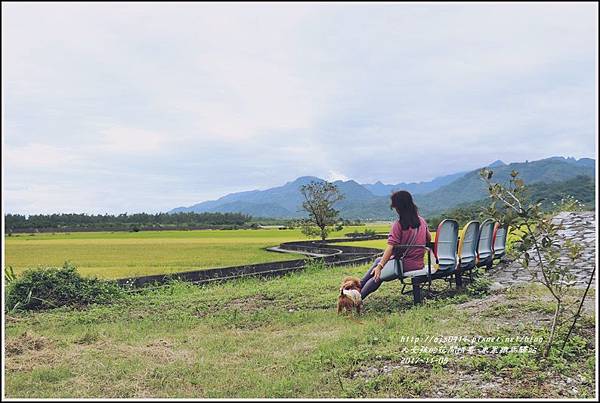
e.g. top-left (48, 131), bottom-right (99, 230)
top-left (360, 190), bottom-right (431, 300)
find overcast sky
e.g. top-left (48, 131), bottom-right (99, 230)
top-left (2, 2), bottom-right (597, 214)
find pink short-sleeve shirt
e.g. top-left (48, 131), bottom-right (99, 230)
top-left (387, 216), bottom-right (430, 272)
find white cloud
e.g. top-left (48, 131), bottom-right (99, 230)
top-left (2, 2), bottom-right (597, 213)
top-left (327, 171), bottom-right (349, 182)
top-left (4, 143), bottom-right (82, 170)
top-left (99, 127), bottom-right (168, 154)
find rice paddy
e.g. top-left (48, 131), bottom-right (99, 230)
top-left (4, 225), bottom-right (392, 279)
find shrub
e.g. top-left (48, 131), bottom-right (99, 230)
top-left (480, 168), bottom-right (591, 357)
top-left (466, 268), bottom-right (492, 297)
top-left (303, 258), bottom-right (327, 273)
top-left (347, 228), bottom-right (377, 238)
top-left (5, 262), bottom-right (124, 312)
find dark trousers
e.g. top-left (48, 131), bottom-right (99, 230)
top-left (360, 257), bottom-right (383, 300)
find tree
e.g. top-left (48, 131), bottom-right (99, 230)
top-left (480, 168), bottom-right (593, 358)
top-left (298, 181), bottom-right (344, 241)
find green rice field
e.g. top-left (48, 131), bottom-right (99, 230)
top-left (4, 225), bottom-right (392, 279)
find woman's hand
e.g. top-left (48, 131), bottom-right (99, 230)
top-left (373, 263), bottom-right (383, 282)
top-left (373, 246), bottom-right (392, 282)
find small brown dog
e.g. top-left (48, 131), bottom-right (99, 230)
top-left (337, 276), bottom-right (363, 315)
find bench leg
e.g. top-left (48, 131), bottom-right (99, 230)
top-left (412, 281), bottom-right (423, 305)
top-left (455, 273), bottom-right (463, 289)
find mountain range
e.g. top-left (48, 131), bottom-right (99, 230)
top-left (362, 160), bottom-right (507, 196)
top-left (170, 156), bottom-right (595, 219)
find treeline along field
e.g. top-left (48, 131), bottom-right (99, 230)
top-left (5, 212), bottom-right (253, 233)
top-left (4, 225), bottom-right (392, 280)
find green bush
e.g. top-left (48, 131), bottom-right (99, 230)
top-left (5, 262), bottom-right (124, 312)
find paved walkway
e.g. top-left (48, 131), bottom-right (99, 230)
top-left (488, 211), bottom-right (596, 290)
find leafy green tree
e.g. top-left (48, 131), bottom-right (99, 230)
top-left (298, 181), bottom-right (344, 241)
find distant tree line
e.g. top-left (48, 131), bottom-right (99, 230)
top-left (5, 212), bottom-right (253, 232)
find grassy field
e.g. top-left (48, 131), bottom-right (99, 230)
top-left (4, 225), bottom-right (392, 279)
top-left (4, 262), bottom-right (595, 398)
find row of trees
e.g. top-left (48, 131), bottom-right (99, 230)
top-left (5, 212), bottom-right (252, 232)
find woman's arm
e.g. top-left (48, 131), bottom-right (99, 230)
top-left (372, 244), bottom-right (394, 282)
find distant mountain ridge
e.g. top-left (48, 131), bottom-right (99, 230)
top-left (362, 160), bottom-right (508, 196)
top-left (362, 170), bottom-right (469, 196)
top-left (170, 176), bottom-right (380, 218)
top-left (170, 156), bottom-right (595, 219)
top-left (414, 157), bottom-right (595, 215)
